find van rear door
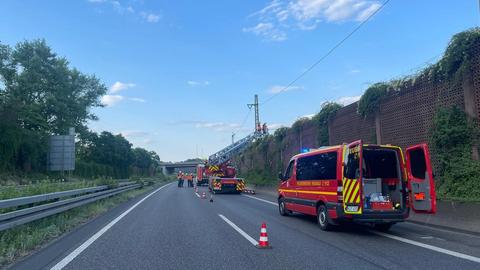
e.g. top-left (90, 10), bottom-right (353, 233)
top-left (405, 144), bottom-right (436, 214)
top-left (343, 140), bottom-right (363, 214)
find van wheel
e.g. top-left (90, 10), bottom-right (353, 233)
top-left (278, 198), bottom-right (290, 216)
top-left (374, 223), bottom-right (394, 232)
top-left (317, 205), bottom-right (333, 231)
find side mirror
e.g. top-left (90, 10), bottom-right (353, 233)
top-left (278, 172), bottom-right (285, 181)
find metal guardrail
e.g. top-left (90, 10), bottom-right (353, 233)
top-left (0, 186), bottom-right (109, 209)
top-left (0, 183), bottom-right (142, 232)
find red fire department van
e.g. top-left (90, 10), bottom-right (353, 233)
top-left (278, 140), bottom-right (436, 231)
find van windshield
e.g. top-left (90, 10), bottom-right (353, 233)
top-left (363, 148), bottom-right (399, 178)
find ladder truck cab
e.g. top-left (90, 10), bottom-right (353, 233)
top-left (278, 140), bottom-right (436, 231)
top-left (207, 163), bottom-right (245, 194)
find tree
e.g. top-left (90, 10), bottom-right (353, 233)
top-left (0, 39), bottom-right (107, 172)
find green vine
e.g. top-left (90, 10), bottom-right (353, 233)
top-left (430, 106), bottom-right (480, 200)
top-left (357, 82), bottom-right (389, 118)
top-left (313, 102), bottom-right (342, 145)
top-left (358, 27), bottom-right (480, 118)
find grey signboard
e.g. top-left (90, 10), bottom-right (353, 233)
top-left (48, 135), bottom-right (75, 171)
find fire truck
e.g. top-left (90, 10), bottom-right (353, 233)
top-left (278, 140), bottom-right (436, 231)
top-left (204, 162), bottom-right (245, 194)
top-left (196, 164), bottom-right (209, 186)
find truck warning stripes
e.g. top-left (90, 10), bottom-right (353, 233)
top-left (343, 179), bottom-right (361, 204)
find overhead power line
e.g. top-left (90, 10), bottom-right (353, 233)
top-left (233, 107), bottom-right (252, 134)
top-left (261, 0), bottom-right (391, 105)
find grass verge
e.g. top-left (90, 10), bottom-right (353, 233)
top-left (0, 181), bottom-right (166, 268)
top-left (0, 181), bottom-right (99, 201)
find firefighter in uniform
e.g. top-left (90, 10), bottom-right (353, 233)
top-left (188, 173), bottom-right (194, 187)
top-left (177, 171), bottom-right (183, 187)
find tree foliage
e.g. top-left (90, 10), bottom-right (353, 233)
top-left (0, 39), bottom-right (161, 179)
top-left (430, 106), bottom-right (480, 200)
top-left (0, 39), bottom-right (107, 172)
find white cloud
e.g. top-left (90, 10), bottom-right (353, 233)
top-left (300, 113), bottom-right (315, 119)
top-left (268, 85), bottom-right (303, 94)
top-left (244, 0), bottom-right (382, 41)
top-left (268, 123), bottom-right (285, 130)
top-left (242, 22), bottom-right (287, 42)
top-left (195, 122), bottom-right (238, 131)
top-left (101, 94), bottom-right (124, 106)
top-left (101, 94), bottom-right (146, 106)
top-left (349, 69), bottom-right (361, 74)
top-left (143, 138), bottom-right (155, 145)
top-left (110, 81), bottom-right (135, 93)
top-left (129, 97), bottom-right (146, 103)
top-left (140, 12), bottom-right (160, 23)
top-left (337, 95), bottom-right (360, 105)
top-left (121, 130), bottom-right (149, 138)
top-left (356, 2), bottom-right (381, 21)
top-left (87, 0), bottom-right (160, 22)
top-left (187, 80), bottom-right (210, 86)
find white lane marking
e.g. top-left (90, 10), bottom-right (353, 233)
top-left (195, 192), bottom-right (200, 198)
top-left (242, 193), bottom-right (480, 262)
top-left (50, 183), bottom-right (172, 270)
top-left (372, 231), bottom-right (480, 264)
top-left (218, 214), bottom-right (258, 246)
top-left (242, 194), bottom-right (277, 206)
top-left (405, 221), bottom-right (480, 239)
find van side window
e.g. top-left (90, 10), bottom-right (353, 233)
top-left (296, 152), bottom-right (337, 181)
top-left (284, 160), bottom-right (294, 179)
top-left (344, 151), bottom-right (359, 179)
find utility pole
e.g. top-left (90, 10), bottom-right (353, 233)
top-left (247, 94), bottom-right (260, 133)
top-left (231, 132), bottom-right (235, 144)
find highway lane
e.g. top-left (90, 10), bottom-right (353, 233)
top-left (10, 183), bottom-right (480, 270)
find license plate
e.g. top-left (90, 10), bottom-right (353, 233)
top-left (346, 205), bottom-right (359, 212)
top-left (214, 187), bottom-right (221, 190)
top-left (222, 181), bottom-right (235, 184)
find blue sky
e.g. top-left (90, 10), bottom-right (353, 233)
top-left (0, 0), bottom-right (478, 161)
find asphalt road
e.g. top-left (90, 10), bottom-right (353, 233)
top-left (10, 183), bottom-right (480, 270)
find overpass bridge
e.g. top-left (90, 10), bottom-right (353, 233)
top-left (159, 161), bottom-right (202, 175)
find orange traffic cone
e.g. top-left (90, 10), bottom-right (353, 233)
top-left (256, 223), bottom-right (271, 249)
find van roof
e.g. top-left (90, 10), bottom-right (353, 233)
top-left (290, 143), bottom-right (403, 161)
top-left (292, 145), bottom-right (342, 160)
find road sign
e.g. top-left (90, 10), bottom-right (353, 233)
top-left (47, 135), bottom-right (75, 171)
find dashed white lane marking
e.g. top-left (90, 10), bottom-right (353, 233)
top-left (242, 194), bottom-right (277, 206)
top-left (242, 193), bottom-right (480, 263)
top-left (50, 183), bottom-right (172, 270)
top-left (372, 231), bottom-right (480, 264)
top-left (195, 192), bottom-right (200, 198)
top-left (218, 214), bottom-right (258, 246)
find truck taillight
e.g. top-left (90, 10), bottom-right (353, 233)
top-left (337, 184), bottom-right (343, 202)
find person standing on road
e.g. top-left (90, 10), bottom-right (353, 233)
top-left (188, 173), bottom-right (194, 187)
top-left (177, 171), bottom-right (183, 188)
